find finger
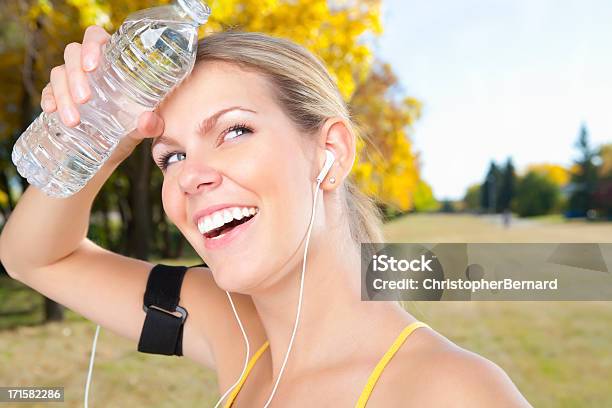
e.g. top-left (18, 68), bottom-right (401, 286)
top-left (40, 83), bottom-right (57, 113)
top-left (137, 111), bottom-right (165, 138)
top-left (50, 65), bottom-right (80, 127)
top-left (81, 25), bottom-right (111, 72)
top-left (64, 42), bottom-right (90, 104)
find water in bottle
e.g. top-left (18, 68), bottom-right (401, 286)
top-left (11, 0), bottom-right (211, 198)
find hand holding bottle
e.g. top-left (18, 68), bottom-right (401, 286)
top-left (13, 0), bottom-right (210, 197)
top-left (40, 25), bottom-right (165, 166)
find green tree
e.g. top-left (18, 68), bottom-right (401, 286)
top-left (463, 183), bottom-right (481, 211)
top-left (567, 124), bottom-right (599, 216)
top-left (514, 171), bottom-right (560, 217)
top-left (497, 157), bottom-right (516, 212)
top-left (439, 199), bottom-right (456, 213)
top-left (480, 161), bottom-right (501, 213)
top-left (412, 179), bottom-right (439, 212)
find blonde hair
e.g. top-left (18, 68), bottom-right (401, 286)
top-left (195, 31), bottom-right (384, 258)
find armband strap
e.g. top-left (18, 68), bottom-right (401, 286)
top-left (137, 262), bottom-right (207, 356)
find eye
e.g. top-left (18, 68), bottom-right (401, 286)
top-left (155, 123), bottom-right (253, 171)
top-left (221, 123), bottom-right (253, 143)
top-left (155, 151), bottom-right (185, 170)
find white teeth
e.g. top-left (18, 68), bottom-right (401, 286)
top-left (204, 217), bottom-right (212, 232)
top-left (196, 206), bottom-right (259, 235)
top-left (232, 207), bottom-right (243, 220)
top-left (222, 209), bottom-right (233, 223)
top-left (213, 213), bottom-right (224, 228)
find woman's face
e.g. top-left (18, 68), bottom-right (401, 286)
top-left (152, 61), bottom-right (318, 292)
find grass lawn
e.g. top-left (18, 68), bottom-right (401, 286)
top-left (1, 213), bottom-right (610, 407)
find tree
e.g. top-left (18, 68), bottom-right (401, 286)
top-left (350, 61), bottom-right (424, 212)
top-left (593, 143), bottom-right (612, 218)
top-left (0, 1), bottom-right (432, 259)
top-left (567, 124), bottom-right (599, 216)
top-left (514, 171), bottom-right (560, 217)
top-left (440, 199), bottom-right (456, 213)
top-left (4, 1), bottom-right (426, 321)
top-left (597, 143), bottom-right (612, 178)
top-left (497, 157), bottom-right (516, 212)
top-left (526, 163), bottom-right (570, 187)
top-left (480, 161), bottom-right (501, 213)
top-left (463, 183), bottom-right (481, 211)
top-left (0, 0), bottom-right (393, 253)
top-left (412, 180), bottom-right (438, 212)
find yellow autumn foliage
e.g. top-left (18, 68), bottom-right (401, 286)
top-left (1, 0), bottom-right (429, 212)
top-left (526, 163), bottom-right (570, 187)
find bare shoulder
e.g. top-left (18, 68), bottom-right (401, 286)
top-left (423, 343), bottom-right (532, 407)
top-left (382, 326), bottom-right (533, 407)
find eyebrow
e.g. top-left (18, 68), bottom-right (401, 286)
top-left (151, 106), bottom-right (257, 151)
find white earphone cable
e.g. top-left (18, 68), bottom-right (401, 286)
top-left (84, 291), bottom-right (252, 408)
top-left (262, 178), bottom-right (322, 407)
top-left (213, 177), bottom-right (323, 407)
top-left (84, 323), bottom-right (100, 408)
top-left (212, 290), bottom-right (251, 408)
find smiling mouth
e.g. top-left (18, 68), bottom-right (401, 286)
top-left (203, 213), bottom-right (257, 239)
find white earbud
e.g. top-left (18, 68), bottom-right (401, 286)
top-left (316, 149), bottom-right (335, 183)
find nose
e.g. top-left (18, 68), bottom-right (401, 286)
top-left (177, 155), bottom-right (222, 195)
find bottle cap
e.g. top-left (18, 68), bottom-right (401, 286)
top-left (177, 0), bottom-right (211, 25)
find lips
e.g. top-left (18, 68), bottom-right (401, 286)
top-left (202, 210), bottom-right (258, 250)
top-left (203, 212), bottom-right (255, 238)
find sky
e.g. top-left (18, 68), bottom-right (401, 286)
top-left (375, 0), bottom-right (612, 200)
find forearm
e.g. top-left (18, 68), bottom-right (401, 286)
top-left (0, 157), bottom-right (122, 274)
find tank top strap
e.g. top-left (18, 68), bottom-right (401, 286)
top-left (354, 321), bottom-right (431, 408)
top-left (223, 340), bottom-right (270, 408)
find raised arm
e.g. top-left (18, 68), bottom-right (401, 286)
top-left (0, 25), bottom-right (161, 274)
top-left (0, 26), bottom-right (266, 377)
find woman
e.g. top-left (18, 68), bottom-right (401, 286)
top-left (0, 26), bottom-right (531, 407)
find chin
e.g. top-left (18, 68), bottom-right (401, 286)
top-left (208, 262), bottom-right (264, 294)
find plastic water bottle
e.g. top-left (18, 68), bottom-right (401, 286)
top-left (11, 0), bottom-right (211, 198)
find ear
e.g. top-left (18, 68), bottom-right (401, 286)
top-left (317, 117), bottom-right (356, 190)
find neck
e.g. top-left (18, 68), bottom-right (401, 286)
top-left (248, 202), bottom-right (407, 384)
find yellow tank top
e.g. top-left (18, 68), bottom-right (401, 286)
top-left (222, 321), bottom-right (430, 407)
